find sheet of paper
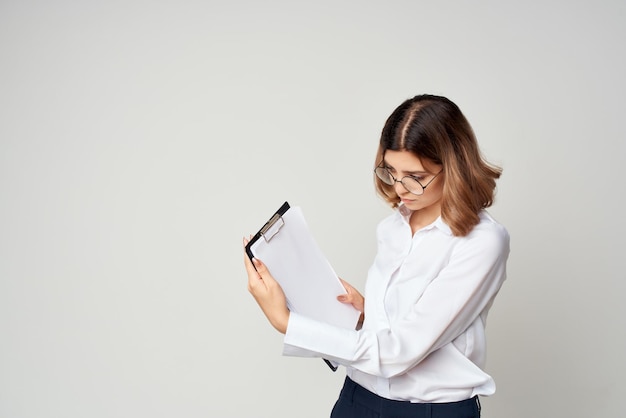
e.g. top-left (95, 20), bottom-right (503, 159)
top-left (249, 206), bottom-right (361, 330)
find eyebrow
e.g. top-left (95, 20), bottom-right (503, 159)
top-left (382, 161), bottom-right (429, 175)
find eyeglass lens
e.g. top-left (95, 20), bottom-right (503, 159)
top-left (375, 167), bottom-right (425, 195)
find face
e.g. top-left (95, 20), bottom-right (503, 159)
top-left (382, 150), bottom-right (444, 214)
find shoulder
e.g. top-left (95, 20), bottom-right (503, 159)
top-left (471, 211), bottom-right (509, 239)
top-left (457, 211), bottom-right (510, 257)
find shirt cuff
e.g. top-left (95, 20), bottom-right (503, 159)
top-left (283, 311), bottom-right (358, 362)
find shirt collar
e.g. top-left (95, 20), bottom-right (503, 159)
top-left (397, 204), bottom-right (453, 236)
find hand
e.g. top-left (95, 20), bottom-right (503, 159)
top-left (337, 278), bottom-right (364, 313)
top-left (337, 279), bottom-right (365, 330)
top-left (243, 237), bottom-right (290, 334)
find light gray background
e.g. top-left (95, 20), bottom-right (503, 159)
top-left (1, 1), bottom-right (624, 417)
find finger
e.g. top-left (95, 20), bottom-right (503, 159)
top-left (243, 236), bottom-right (259, 269)
top-left (337, 278), bottom-right (352, 301)
top-left (337, 294), bottom-right (352, 303)
top-left (244, 257), bottom-right (258, 279)
top-left (253, 258), bottom-right (282, 289)
top-left (243, 239), bottom-right (261, 286)
top-left (245, 234), bottom-right (253, 245)
top-left (243, 249), bottom-right (257, 273)
top-left (242, 236), bottom-right (254, 259)
top-left (252, 258), bottom-right (269, 277)
top-left (339, 278), bottom-right (353, 293)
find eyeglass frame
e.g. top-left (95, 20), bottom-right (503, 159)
top-left (374, 164), bottom-right (443, 196)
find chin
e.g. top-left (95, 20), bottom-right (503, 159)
top-left (402, 202), bottom-right (421, 210)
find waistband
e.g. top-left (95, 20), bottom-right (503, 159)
top-left (341, 376), bottom-right (481, 417)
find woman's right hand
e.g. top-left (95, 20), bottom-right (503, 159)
top-left (243, 237), bottom-right (290, 334)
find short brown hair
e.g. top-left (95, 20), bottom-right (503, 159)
top-left (374, 94), bottom-right (502, 236)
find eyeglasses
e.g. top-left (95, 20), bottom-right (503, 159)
top-left (374, 165), bottom-right (443, 195)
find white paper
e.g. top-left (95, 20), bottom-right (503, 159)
top-left (249, 206), bottom-right (361, 330)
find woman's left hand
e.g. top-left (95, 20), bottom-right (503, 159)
top-left (337, 278), bottom-right (365, 313)
top-left (243, 237), bottom-right (290, 334)
top-left (337, 278), bottom-right (365, 330)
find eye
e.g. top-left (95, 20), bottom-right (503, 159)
top-left (408, 175), bottom-right (425, 182)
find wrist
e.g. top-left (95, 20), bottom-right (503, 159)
top-left (272, 310), bottom-right (290, 334)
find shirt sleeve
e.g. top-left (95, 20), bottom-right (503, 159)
top-left (283, 222), bottom-right (510, 378)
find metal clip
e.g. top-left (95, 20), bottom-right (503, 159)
top-left (260, 213), bottom-right (284, 242)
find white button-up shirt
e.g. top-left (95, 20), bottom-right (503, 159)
top-left (283, 205), bottom-right (510, 402)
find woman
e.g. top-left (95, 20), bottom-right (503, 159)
top-left (244, 94), bottom-right (510, 418)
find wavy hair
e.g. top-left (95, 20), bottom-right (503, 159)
top-left (374, 94), bottom-right (502, 236)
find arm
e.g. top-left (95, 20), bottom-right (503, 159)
top-left (284, 226), bottom-right (510, 377)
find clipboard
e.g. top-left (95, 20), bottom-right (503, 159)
top-left (245, 202), bottom-right (361, 371)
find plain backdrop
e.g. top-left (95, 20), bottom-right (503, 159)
top-left (1, 1), bottom-right (624, 417)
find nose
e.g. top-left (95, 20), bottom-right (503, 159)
top-left (393, 180), bottom-right (407, 196)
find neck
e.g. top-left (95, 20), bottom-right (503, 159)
top-left (409, 204), bottom-right (441, 234)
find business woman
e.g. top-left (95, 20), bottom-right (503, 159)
top-left (244, 94), bottom-right (510, 418)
